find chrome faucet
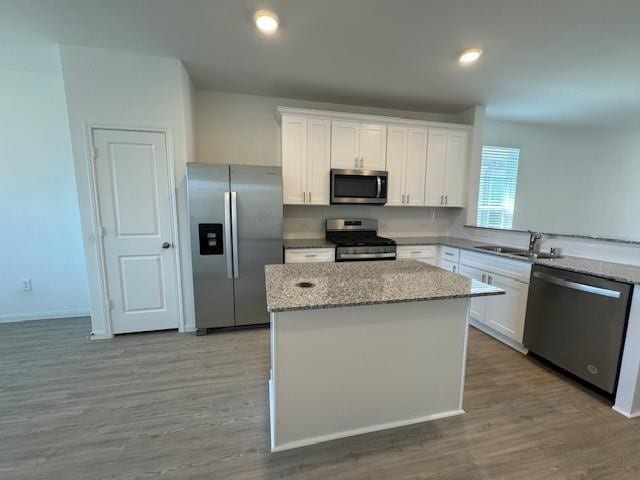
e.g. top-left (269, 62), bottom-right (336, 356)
top-left (528, 231), bottom-right (543, 253)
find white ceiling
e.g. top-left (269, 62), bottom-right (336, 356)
top-left (2, 0), bottom-right (639, 125)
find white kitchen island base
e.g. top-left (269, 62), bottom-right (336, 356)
top-left (269, 298), bottom-right (470, 452)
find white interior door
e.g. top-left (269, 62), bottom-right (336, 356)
top-left (93, 129), bottom-right (179, 334)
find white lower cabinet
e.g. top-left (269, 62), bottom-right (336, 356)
top-left (458, 251), bottom-right (531, 351)
top-left (483, 273), bottom-right (529, 343)
top-left (396, 245), bottom-right (438, 265)
top-left (440, 259), bottom-right (458, 273)
top-left (284, 248), bottom-right (335, 264)
top-left (458, 264), bottom-right (487, 321)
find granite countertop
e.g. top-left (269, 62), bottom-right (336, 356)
top-left (283, 236), bottom-right (640, 285)
top-left (393, 236), bottom-right (640, 284)
top-left (533, 256), bottom-right (640, 284)
top-left (265, 260), bottom-right (504, 312)
top-left (283, 238), bottom-right (335, 249)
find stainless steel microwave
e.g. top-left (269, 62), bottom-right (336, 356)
top-left (330, 169), bottom-right (388, 205)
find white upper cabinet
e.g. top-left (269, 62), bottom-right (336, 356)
top-left (404, 128), bottom-right (427, 205)
top-left (281, 115), bottom-right (307, 205)
top-left (306, 118), bottom-right (331, 205)
top-left (444, 131), bottom-right (469, 207)
top-left (278, 107), bottom-right (470, 208)
top-left (281, 115), bottom-right (330, 205)
top-left (385, 126), bottom-right (407, 206)
top-left (358, 123), bottom-right (387, 170)
top-left (330, 121), bottom-right (360, 169)
top-left (425, 129), bottom-right (469, 207)
top-left (331, 121), bottom-right (387, 170)
top-left (386, 126), bottom-right (427, 206)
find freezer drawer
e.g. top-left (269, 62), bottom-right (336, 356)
top-left (523, 265), bottom-right (631, 395)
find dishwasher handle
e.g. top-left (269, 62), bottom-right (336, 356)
top-left (532, 271), bottom-right (622, 299)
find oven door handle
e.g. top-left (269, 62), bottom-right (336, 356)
top-left (376, 176), bottom-right (382, 198)
top-left (339, 252), bottom-right (396, 260)
top-left (532, 271), bottom-right (621, 299)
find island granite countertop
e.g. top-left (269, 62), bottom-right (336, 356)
top-left (265, 260), bottom-right (504, 312)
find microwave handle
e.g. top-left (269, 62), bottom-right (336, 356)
top-left (376, 176), bottom-right (382, 198)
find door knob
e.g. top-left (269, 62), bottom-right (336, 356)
top-left (162, 242), bottom-right (172, 249)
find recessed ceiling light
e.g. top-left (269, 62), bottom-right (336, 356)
top-left (254, 9), bottom-right (279, 34)
top-left (459, 48), bottom-right (483, 65)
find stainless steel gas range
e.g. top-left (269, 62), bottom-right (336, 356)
top-left (325, 218), bottom-right (396, 262)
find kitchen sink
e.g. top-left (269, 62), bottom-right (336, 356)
top-left (474, 245), bottom-right (562, 259)
top-left (474, 245), bottom-right (529, 255)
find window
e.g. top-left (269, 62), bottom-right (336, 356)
top-left (477, 146), bottom-right (520, 229)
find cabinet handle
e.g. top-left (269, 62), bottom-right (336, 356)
top-left (308, 191), bottom-right (312, 203)
top-left (488, 275), bottom-right (493, 284)
top-left (355, 157), bottom-right (359, 167)
top-left (453, 265), bottom-right (457, 273)
top-left (407, 193), bottom-right (410, 204)
top-left (304, 254), bottom-right (317, 258)
top-left (440, 195), bottom-right (443, 205)
top-left (401, 194), bottom-right (405, 204)
top-left (445, 194), bottom-right (448, 205)
top-left (481, 273), bottom-right (486, 282)
top-left (303, 191), bottom-right (306, 203)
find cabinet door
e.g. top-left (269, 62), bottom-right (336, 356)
top-left (281, 115), bottom-right (307, 204)
top-left (404, 127), bottom-right (427, 206)
top-left (359, 123), bottom-right (387, 170)
top-left (331, 121), bottom-right (360, 169)
top-left (440, 259), bottom-right (459, 273)
top-left (385, 126), bottom-right (407, 206)
top-left (306, 118), bottom-right (331, 205)
top-left (425, 128), bottom-right (447, 206)
top-left (484, 273), bottom-right (528, 343)
top-left (458, 264), bottom-right (487, 323)
top-left (444, 130), bottom-right (468, 207)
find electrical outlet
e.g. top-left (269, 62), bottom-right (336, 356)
top-left (21, 277), bottom-right (32, 291)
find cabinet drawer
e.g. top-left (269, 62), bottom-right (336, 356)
top-left (440, 246), bottom-right (460, 263)
top-left (459, 250), bottom-right (532, 283)
top-left (285, 248), bottom-right (335, 264)
top-left (396, 245), bottom-right (438, 260)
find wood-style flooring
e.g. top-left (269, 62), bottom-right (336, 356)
top-left (2, 317), bottom-right (640, 479)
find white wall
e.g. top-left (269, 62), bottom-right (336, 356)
top-left (195, 90), bottom-right (465, 166)
top-left (59, 45), bottom-right (196, 337)
top-left (196, 90), bottom-right (464, 237)
top-left (0, 62), bottom-right (89, 322)
top-left (482, 120), bottom-right (640, 241)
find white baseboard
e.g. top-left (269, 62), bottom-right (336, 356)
top-left (271, 409), bottom-right (465, 452)
top-left (611, 405), bottom-right (640, 419)
top-left (469, 318), bottom-right (528, 354)
top-left (0, 309), bottom-right (90, 324)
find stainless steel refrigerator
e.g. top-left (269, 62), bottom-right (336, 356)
top-left (186, 163), bottom-right (283, 332)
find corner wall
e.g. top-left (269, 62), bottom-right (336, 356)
top-left (0, 56), bottom-right (89, 322)
top-left (59, 45), bottom-right (196, 337)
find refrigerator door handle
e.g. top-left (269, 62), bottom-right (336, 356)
top-left (224, 192), bottom-right (233, 279)
top-left (231, 191), bottom-right (239, 278)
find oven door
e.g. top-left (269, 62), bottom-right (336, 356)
top-left (330, 169), bottom-right (387, 204)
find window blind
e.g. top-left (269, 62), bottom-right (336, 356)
top-left (477, 146), bottom-right (520, 229)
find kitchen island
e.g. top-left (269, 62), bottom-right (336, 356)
top-left (264, 260), bottom-right (504, 452)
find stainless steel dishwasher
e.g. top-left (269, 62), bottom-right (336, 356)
top-left (523, 265), bottom-right (632, 397)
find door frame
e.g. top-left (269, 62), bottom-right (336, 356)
top-left (83, 122), bottom-right (185, 337)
